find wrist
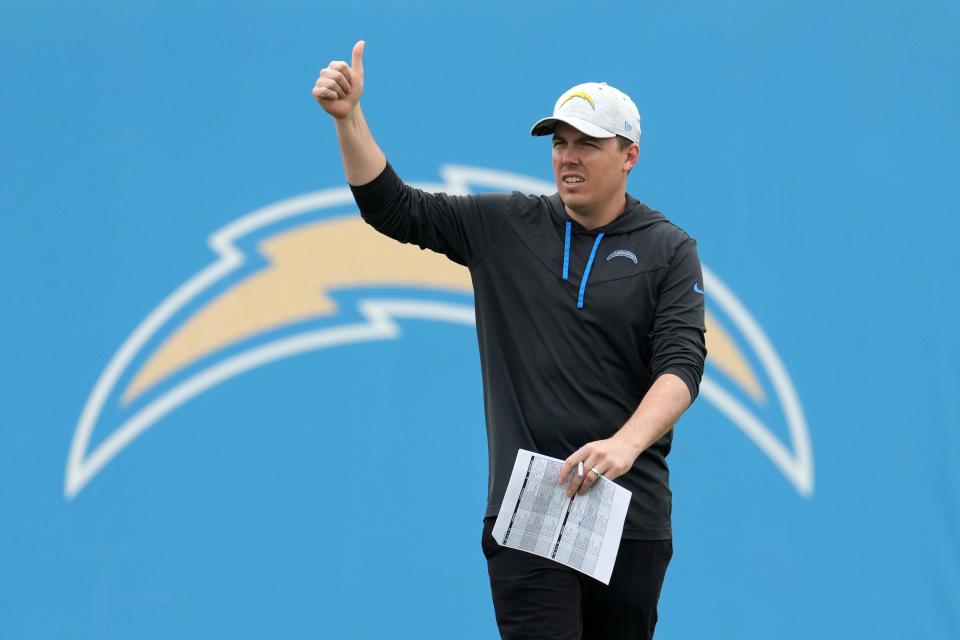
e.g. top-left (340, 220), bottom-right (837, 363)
top-left (612, 427), bottom-right (646, 458)
top-left (332, 103), bottom-right (361, 124)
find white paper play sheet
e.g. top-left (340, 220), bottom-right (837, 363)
top-left (491, 449), bottom-right (632, 585)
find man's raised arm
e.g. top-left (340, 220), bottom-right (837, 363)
top-left (310, 42), bottom-right (507, 268)
top-left (312, 40), bottom-right (386, 186)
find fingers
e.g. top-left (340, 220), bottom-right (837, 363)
top-left (351, 40), bottom-right (365, 73)
top-left (557, 450), bottom-right (584, 487)
top-left (567, 470), bottom-right (587, 497)
top-left (559, 444), bottom-right (621, 497)
top-left (559, 450), bottom-right (591, 498)
top-left (564, 456), bottom-right (604, 497)
top-left (564, 461), bottom-right (585, 497)
top-left (329, 61), bottom-right (353, 89)
top-left (312, 84), bottom-right (340, 102)
top-left (312, 43), bottom-right (363, 109)
top-left (319, 63), bottom-right (351, 96)
top-left (313, 76), bottom-right (344, 101)
top-left (576, 463), bottom-right (605, 496)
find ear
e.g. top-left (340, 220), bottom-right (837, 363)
top-left (623, 142), bottom-right (640, 172)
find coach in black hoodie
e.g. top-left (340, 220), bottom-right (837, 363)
top-left (314, 42), bottom-right (705, 640)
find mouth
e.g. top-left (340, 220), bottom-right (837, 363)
top-left (561, 175), bottom-right (585, 185)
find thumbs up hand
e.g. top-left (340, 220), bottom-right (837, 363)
top-left (312, 40), bottom-right (365, 119)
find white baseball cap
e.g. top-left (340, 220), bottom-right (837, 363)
top-left (530, 82), bottom-right (641, 144)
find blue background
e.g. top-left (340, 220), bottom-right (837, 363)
top-left (2, 1), bottom-right (958, 638)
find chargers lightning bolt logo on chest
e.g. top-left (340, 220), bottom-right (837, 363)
top-left (607, 249), bottom-right (638, 264)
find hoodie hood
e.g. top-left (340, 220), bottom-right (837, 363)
top-left (547, 193), bottom-right (667, 309)
top-left (547, 192), bottom-right (666, 236)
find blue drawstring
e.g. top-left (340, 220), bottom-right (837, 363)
top-left (562, 221), bottom-right (605, 309)
top-left (577, 232), bottom-right (605, 309)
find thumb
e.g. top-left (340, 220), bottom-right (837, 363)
top-left (351, 40), bottom-right (365, 74)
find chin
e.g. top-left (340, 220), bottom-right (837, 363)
top-left (557, 182), bottom-right (579, 197)
top-left (559, 189), bottom-right (589, 209)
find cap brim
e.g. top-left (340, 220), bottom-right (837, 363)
top-left (530, 116), bottom-right (615, 139)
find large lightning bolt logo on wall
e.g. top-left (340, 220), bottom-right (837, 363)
top-left (64, 166), bottom-right (814, 499)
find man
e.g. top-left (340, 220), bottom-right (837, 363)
top-left (313, 41), bottom-right (706, 640)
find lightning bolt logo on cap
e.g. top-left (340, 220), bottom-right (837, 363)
top-left (559, 91), bottom-right (596, 110)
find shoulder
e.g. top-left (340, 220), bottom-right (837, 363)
top-left (624, 203), bottom-right (701, 271)
top-left (641, 203), bottom-right (696, 239)
top-left (470, 190), bottom-right (555, 220)
top-left (469, 190), bottom-right (528, 211)
top-left (641, 204), bottom-right (699, 250)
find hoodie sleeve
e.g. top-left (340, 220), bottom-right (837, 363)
top-left (350, 162), bottom-right (508, 267)
top-left (649, 236), bottom-right (707, 402)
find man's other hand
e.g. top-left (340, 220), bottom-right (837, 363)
top-left (557, 436), bottom-right (641, 497)
top-left (313, 40), bottom-right (365, 119)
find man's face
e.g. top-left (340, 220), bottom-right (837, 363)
top-left (552, 122), bottom-right (635, 216)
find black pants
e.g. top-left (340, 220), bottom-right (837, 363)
top-left (482, 517), bottom-right (672, 640)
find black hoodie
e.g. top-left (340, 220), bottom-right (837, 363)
top-left (352, 163), bottom-right (706, 540)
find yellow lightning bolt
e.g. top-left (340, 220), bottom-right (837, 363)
top-left (559, 91), bottom-right (596, 110)
top-left (705, 311), bottom-right (765, 402)
top-left (121, 216), bottom-right (763, 406)
top-left (121, 218), bottom-right (472, 404)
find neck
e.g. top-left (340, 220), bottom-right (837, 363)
top-left (565, 193), bottom-right (628, 230)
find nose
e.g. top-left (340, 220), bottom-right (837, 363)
top-left (559, 145), bottom-right (580, 166)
